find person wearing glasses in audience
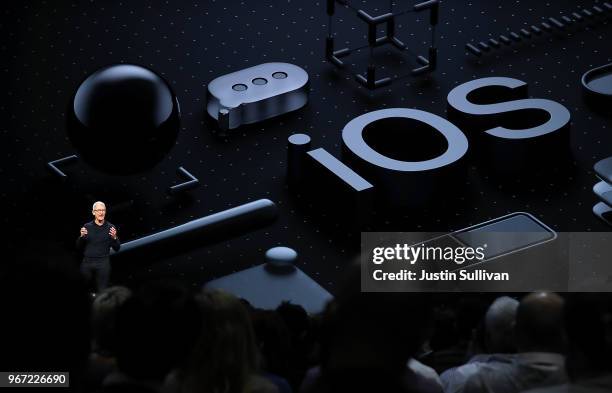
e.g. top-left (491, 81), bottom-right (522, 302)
top-left (76, 201), bottom-right (120, 294)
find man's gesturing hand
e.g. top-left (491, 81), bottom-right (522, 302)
top-left (109, 226), bottom-right (117, 239)
top-left (80, 227), bottom-right (88, 237)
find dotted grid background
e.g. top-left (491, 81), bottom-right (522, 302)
top-left (1, 0), bottom-right (611, 293)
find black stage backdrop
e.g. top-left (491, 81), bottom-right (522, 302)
top-left (2, 0), bottom-right (610, 293)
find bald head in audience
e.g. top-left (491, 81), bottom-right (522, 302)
top-left (484, 296), bottom-right (519, 353)
top-left (516, 291), bottom-right (565, 354)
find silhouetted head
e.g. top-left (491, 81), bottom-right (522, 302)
top-left (251, 309), bottom-right (291, 376)
top-left (181, 289), bottom-right (263, 393)
top-left (115, 280), bottom-right (201, 381)
top-left (564, 293), bottom-right (612, 380)
top-left (484, 296), bottom-right (519, 353)
top-left (320, 261), bottom-right (430, 381)
top-left (91, 285), bottom-right (132, 355)
top-left (516, 291), bottom-right (565, 353)
top-left (276, 301), bottom-right (310, 339)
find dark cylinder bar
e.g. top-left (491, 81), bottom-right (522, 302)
top-left (111, 199), bottom-right (279, 263)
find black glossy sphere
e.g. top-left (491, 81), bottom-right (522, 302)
top-left (67, 64), bottom-right (180, 174)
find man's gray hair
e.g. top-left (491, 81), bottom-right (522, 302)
top-left (92, 201), bottom-right (106, 210)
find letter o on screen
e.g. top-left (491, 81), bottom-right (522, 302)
top-left (342, 108), bottom-right (468, 172)
top-left (341, 108), bottom-right (468, 207)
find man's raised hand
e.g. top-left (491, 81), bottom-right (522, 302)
top-left (80, 227), bottom-right (88, 237)
top-left (109, 226), bottom-right (117, 239)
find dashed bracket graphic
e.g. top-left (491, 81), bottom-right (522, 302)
top-left (46, 154), bottom-right (78, 178)
top-left (168, 166), bottom-right (200, 194)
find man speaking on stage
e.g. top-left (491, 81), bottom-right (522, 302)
top-left (76, 201), bottom-right (120, 293)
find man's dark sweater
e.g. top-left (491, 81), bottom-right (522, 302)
top-left (76, 220), bottom-right (121, 258)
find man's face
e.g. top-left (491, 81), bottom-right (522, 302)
top-left (92, 204), bottom-right (106, 221)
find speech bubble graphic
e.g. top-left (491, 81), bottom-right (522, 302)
top-left (206, 62), bottom-right (309, 130)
